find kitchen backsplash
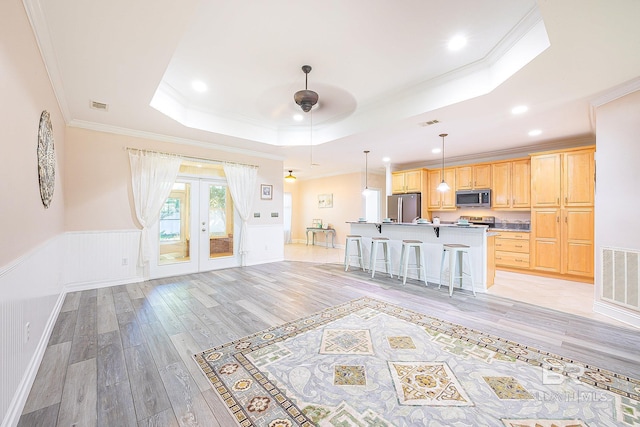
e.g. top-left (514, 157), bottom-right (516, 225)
top-left (430, 209), bottom-right (531, 227)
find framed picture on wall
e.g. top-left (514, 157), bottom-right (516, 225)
top-left (318, 193), bottom-right (333, 208)
top-left (261, 184), bottom-right (273, 200)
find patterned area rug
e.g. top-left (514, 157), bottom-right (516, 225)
top-left (193, 297), bottom-right (640, 426)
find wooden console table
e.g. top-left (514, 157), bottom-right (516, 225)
top-left (306, 227), bottom-right (336, 248)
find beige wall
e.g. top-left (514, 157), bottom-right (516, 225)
top-left (286, 171), bottom-right (386, 245)
top-left (0, 0), bottom-right (66, 266)
top-left (64, 127), bottom-right (284, 231)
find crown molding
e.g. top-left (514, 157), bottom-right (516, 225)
top-left (590, 77), bottom-right (640, 107)
top-left (68, 120), bottom-right (285, 161)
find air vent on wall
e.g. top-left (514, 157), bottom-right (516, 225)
top-left (419, 119), bottom-right (440, 126)
top-left (90, 100), bottom-right (109, 111)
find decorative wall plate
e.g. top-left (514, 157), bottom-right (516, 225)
top-left (37, 110), bottom-right (55, 208)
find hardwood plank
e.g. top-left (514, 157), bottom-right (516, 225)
top-left (21, 341), bottom-right (71, 414)
top-left (187, 287), bottom-right (219, 308)
top-left (48, 310), bottom-right (77, 346)
top-left (60, 291), bottom-right (81, 312)
top-left (97, 380), bottom-right (137, 427)
top-left (201, 389), bottom-right (238, 427)
top-left (169, 332), bottom-right (213, 392)
top-left (127, 282), bottom-right (146, 300)
top-left (116, 310), bottom-right (145, 348)
top-left (113, 289), bottom-right (134, 314)
top-left (158, 361), bottom-right (220, 427)
top-left (140, 321), bottom-right (181, 369)
top-left (17, 403), bottom-right (59, 427)
top-left (97, 330), bottom-right (127, 386)
top-left (97, 290), bottom-right (118, 334)
top-left (124, 344), bottom-right (172, 421)
top-left (57, 358), bottom-right (97, 427)
top-left (138, 408), bottom-right (179, 427)
top-left (132, 298), bottom-right (161, 324)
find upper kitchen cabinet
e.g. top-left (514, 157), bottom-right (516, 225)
top-left (455, 164), bottom-right (491, 190)
top-left (491, 159), bottom-right (530, 210)
top-left (563, 150), bottom-right (595, 206)
top-left (427, 168), bottom-right (456, 210)
top-left (531, 147), bottom-right (594, 208)
top-left (391, 168), bottom-right (426, 194)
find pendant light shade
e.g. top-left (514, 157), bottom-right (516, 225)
top-left (294, 65), bottom-right (319, 113)
top-left (437, 133), bottom-right (450, 192)
top-left (284, 170), bottom-right (296, 182)
top-left (362, 150), bottom-right (370, 195)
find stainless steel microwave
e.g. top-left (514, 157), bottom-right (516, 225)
top-left (455, 189), bottom-right (491, 208)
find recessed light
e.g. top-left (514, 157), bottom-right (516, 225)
top-left (528, 129), bottom-right (542, 136)
top-left (511, 105), bottom-right (528, 115)
top-left (432, 148), bottom-right (442, 154)
top-left (448, 35), bottom-right (467, 51)
top-left (382, 157), bottom-right (391, 162)
top-left (293, 114), bottom-right (304, 121)
top-left (192, 80), bottom-right (207, 93)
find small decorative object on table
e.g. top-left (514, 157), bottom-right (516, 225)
top-left (312, 219), bottom-right (322, 228)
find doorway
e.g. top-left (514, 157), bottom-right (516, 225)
top-left (150, 177), bottom-right (239, 278)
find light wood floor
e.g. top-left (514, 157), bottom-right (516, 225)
top-left (18, 246), bottom-right (640, 426)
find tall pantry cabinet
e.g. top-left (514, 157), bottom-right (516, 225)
top-left (530, 147), bottom-right (595, 278)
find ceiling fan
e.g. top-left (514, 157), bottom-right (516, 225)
top-left (294, 65), bottom-right (319, 113)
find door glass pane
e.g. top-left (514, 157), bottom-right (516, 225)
top-left (159, 183), bottom-right (190, 264)
top-left (208, 184), bottom-right (234, 258)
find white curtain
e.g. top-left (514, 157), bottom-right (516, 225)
top-left (129, 151), bottom-right (182, 267)
top-left (223, 162), bottom-right (258, 265)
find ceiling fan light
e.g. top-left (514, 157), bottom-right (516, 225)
top-left (294, 89), bottom-right (319, 112)
top-left (284, 170), bottom-right (296, 182)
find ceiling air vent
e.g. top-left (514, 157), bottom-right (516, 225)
top-left (419, 119), bottom-right (440, 126)
top-left (90, 100), bottom-right (109, 111)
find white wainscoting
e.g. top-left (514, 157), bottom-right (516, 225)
top-left (245, 224), bottom-right (285, 266)
top-left (64, 230), bottom-right (143, 290)
top-left (0, 235), bottom-right (65, 427)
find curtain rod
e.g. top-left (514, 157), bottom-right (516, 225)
top-left (124, 147), bottom-right (258, 168)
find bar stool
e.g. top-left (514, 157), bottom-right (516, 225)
top-left (370, 237), bottom-right (392, 279)
top-left (398, 240), bottom-right (427, 286)
top-left (344, 235), bottom-right (365, 272)
top-left (439, 244), bottom-right (476, 297)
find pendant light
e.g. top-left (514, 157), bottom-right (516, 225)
top-left (436, 133), bottom-right (450, 192)
top-left (284, 170), bottom-right (296, 182)
top-left (362, 150), bottom-right (370, 195)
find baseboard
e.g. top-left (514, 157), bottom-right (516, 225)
top-left (593, 300), bottom-right (640, 329)
top-left (63, 275), bottom-right (145, 293)
top-left (1, 291), bottom-right (65, 427)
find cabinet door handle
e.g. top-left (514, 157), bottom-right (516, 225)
top-left (565, 215), bottom-right (568, 223)
top-left (565, 196), bottom-right (568, 204)
top-left (515, 245), bottom-right (523, 248)
top-left (556, 216), bottom-right (559, 222)
top-left (557, 197), bottom-right (560, 205)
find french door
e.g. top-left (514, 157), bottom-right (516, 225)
top-left (149, 177), bottom-right (239, 278)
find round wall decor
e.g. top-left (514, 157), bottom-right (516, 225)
top-left (37, 110), bottom-right (56, 208)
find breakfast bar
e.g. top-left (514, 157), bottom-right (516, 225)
top-left (347, 221), bottom-right (493, 292)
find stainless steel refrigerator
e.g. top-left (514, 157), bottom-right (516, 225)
top-left (387, 193), bottom-right (421, 223)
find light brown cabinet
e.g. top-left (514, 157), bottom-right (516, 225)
top-left (427, 168), bottom-right (456, 210)
top-left (530, 147), bottom-right (594, 278)
top-left (495, 231), bottom-right (530, 269)
top-left (392, 169), bottom-right (424, 194)
top-left (531, 148), bottom-right (594, 208)
top-left (491, 159), bottom-right (530, 209)
top-left (456, 164), bottom-right (491, 190)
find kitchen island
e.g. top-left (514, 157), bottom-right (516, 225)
top-left (348, 221), bottom-right (494, 292)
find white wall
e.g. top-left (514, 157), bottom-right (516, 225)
top-left (593, 83), bottom-right (640, 327)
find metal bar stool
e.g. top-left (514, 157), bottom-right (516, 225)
top-left (439, 244), bottom-right (476, 297)
top-left (344, 235), bottom-right (365, 271)
top-left (398, 239), bottom-right (427, 286)
top-left (369, 237), bottom-right (392, 279)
